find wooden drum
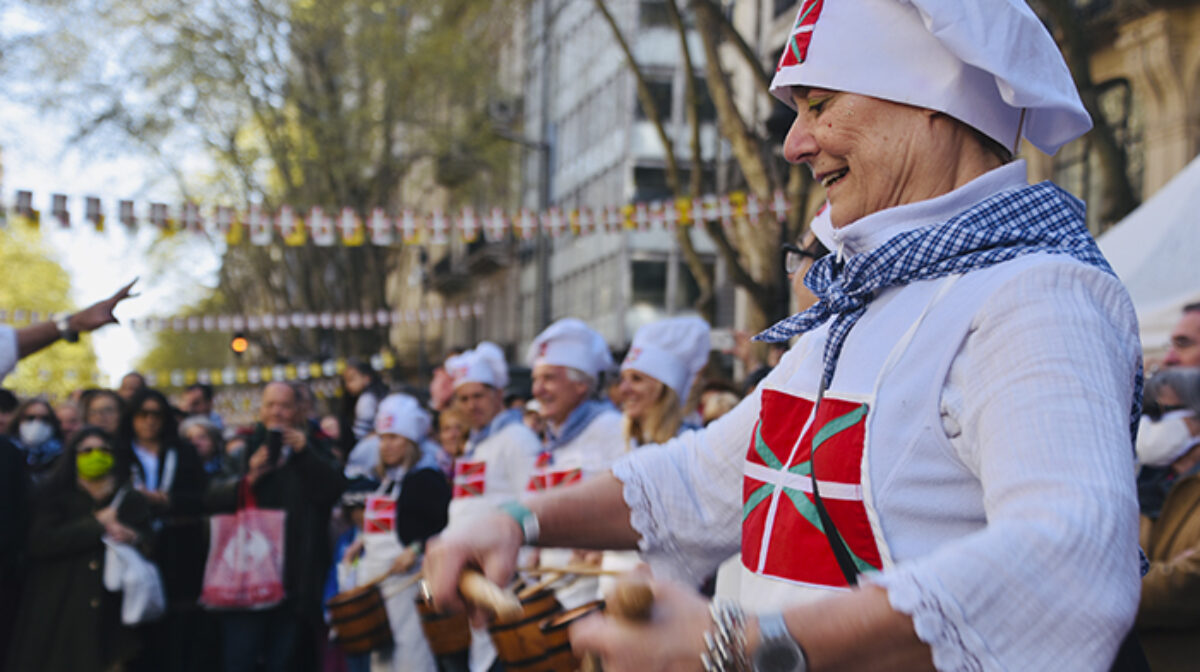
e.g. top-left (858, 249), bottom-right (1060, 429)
top-left (415, 597), bottom-right (472, 657)
top-left (489, 589), bottom-right (567, 672)
top-left (538, 600), bottom-right (607, 672)
top-left (326, 584), bottom-right (393, 655)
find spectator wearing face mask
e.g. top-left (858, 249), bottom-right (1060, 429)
top-left (5, 426), bottom-right (153, 672)
top-left (6, 398), bottom-right (65, 483)
top-left (1135, 367), bottom-right (1200, 670)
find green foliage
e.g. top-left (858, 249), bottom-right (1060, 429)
top-left (0, 226), bottom-right (101, 399)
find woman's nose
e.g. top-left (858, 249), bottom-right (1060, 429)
top-left (783, 113), bottom-right (818, 165)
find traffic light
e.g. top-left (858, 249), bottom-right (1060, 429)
top-left (230, 332), bottom-right (249, 356)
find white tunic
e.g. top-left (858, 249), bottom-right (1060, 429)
top-left (0, 326), bottom-right (16, 381)
top-left (447, 417), bottom-right (541, 672)
top-left (613, 162), bottom-right (1142, 671)
top-left (532, 408), bottom-right (625, 610)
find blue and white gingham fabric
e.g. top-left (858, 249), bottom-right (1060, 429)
top-left (756, 181), bottom-right (1143, 443)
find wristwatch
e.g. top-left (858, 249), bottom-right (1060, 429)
top-left (55, 315), bottom-right (79, 343)
top-left (753, 611), bottom-right (808, 672)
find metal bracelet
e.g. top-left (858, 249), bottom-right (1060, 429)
top-left (701, 599), bottom-right (750, 672)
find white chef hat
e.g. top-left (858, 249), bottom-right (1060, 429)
top-left (374, 394), bottom-right (430, 444)
top-left (621, 316), bottom-right (711, 399)
top-left (768, 0), bottom-right (1091, 156)
top-left (445, 341), bottom-right (509, 390)
top-left (527, 318), bottom-right (614, 380)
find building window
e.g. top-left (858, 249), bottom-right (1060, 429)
top-left (634, 77), bottom-right (673, 122)
top-left (639, 0), bottom-right (672, 27)
top-left (1052, 78), bottom-right (1143, 232)
top-left (632, 260), bottom-right (668, 310)
top-left (693, 77), bottom-right (717, 122)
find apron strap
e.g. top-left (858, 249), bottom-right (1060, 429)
top-left (807, 378), bottom-right (861, 587)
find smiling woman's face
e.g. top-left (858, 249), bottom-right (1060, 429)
top-left (783, 88), bottom-right (939, 229)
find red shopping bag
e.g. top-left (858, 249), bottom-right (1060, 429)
top-left (200, 479), bottom-right (287, 609)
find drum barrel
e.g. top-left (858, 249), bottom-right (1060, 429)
top-left (415, 596), bottom-right (472, 656)
top-left (327, 585), bottom-right (394, 655)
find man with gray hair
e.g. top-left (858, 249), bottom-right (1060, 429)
top-left (525, 318), bottom-right (624, 608)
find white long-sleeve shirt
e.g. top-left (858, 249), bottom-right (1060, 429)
top-left (613, 162), bottom-right (1142, 671)
top-left (0, 326), bottom-right (16, 381)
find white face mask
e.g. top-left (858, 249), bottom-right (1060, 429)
top-left (19, 419), bottom-right (54, 448)
top-left (1136, 410), bottom-right (1198, 468)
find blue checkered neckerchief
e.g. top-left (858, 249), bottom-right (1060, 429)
top-left (756, 180), bottom-right (1143, 444)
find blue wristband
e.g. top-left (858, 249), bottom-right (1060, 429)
top-left (497, 500), bottom-right (540, 545)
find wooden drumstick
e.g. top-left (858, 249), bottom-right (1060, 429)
top-left (458, 569), bottom-right (523, 621)
top-left (581, 579), bottom-right (656, 672)
top-left (517, 571), bottom-right (564, 600)
top-left (607, 579), bottom-right (654, 622)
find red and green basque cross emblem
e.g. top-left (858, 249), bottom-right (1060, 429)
top-left (742, 389), bottom-right (883, 588)
top-left (777, 0), bottom-right (824, 71)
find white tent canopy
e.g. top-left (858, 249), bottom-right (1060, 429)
top-left (1097, 154), bottom-right (1200, 354)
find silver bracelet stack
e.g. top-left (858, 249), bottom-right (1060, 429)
top-left (702, 599), bottom-right (750, 672)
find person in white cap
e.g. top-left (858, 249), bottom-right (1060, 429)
top-left (444, 342), bottom-right (541, 672)
top-left (339, 394), bottom-right (447, 672)
top-left (602, 316), bottom-right (712, 592)
top-left (524, 318), bottom-right (624, 608)
top-left (426, 1), bottom-right (1145, 669)
top-left (618, 316), bottom-right (711, 450)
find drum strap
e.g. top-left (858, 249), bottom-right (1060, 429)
top-left (808, 380), bottom-right (860, 587)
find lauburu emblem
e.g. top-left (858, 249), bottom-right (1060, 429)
top-left (776, 0), bottom-right (825, 71)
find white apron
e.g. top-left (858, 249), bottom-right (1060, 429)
top-left (360, 483), bottom-right (436, 672)
top-left (738, 276), bottom-right (961, 608)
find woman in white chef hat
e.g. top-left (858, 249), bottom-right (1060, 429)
top-left (426, 0), bottom-right (1146, 669)
top-left (342, 394), bottom-right (448, 672)
top-left (618, 316), bottom-right (710, 450)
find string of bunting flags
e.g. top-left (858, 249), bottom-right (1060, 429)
top-left (138, 351), bottom-right (395, 391)
top-left (2, 188), bottom-right (792, 246)
top-left (0, 303), bottom-right (485, 332)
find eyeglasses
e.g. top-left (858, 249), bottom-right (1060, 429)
top-left (135, 408), bottom-right (165, 419)
top-left (782, 243), bottom-right (819, 275)
top-left (22, 414), bottom-right (52, 422)
top-left (77, 445), bottom-right (113, 455)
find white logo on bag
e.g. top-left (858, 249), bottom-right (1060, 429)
top-left (222, 526), bottom-right (273, 567)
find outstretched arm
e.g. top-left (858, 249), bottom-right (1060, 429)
top-left (15, 279), bottom-right (138, 358)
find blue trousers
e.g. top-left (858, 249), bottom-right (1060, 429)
top-left (220, 607), bottom-right (300, 672)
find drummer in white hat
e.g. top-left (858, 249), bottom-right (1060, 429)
top-left (525, 318), bottom-right (624, 608)
top-left (427, 1), bottom-right (1143, 669)
top-left (441, 342), bottom-right (541, 672)
top-left (344, 393), bottom-right (446, 672)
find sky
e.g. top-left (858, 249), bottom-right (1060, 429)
top-left (0, 100), bottom-right (221, 383)
top-left (0, 2), bottom-right (224, 384)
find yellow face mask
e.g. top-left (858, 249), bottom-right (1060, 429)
top-left (77, 449), bottom-right (114, 480)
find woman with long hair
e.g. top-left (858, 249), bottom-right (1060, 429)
top-left (5, 426), bottom-right (152, 672)
top-left (339, 359), bottom-right (389, 459)
top-left (115, 388), bottom-right (207, 672)
top-left (617, 317), bottom-right (711, 450)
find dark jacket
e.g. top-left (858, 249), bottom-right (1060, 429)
top-left (394, 466), bottom-right (451, 547)
top-left (5, 481), bottom-right (153, 672)
top-left (206, 423), bottom-right (346, 623)
top-left (125, 440), bottom-right (209, 606)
